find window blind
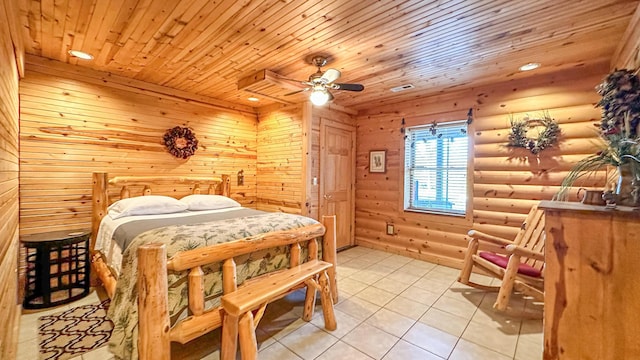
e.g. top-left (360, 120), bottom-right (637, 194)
top-left (404, 120), bottom-right (468, 215)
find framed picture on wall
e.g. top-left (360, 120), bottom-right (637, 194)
top-left (369, 150), bottom-right (386, 173)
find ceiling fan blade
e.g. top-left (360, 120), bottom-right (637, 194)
top-left (333, 83), bottom-right (364, 92)
top-left (327, 90), bottom-right (334, 102)
top-left (320, 68), bottom-right (341, 84)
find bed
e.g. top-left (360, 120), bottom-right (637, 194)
top-left (90, 172), bottom-right (338, 360)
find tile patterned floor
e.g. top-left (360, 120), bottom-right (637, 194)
top-left (17, 246), bottom-right (544, 360)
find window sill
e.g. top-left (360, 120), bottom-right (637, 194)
top-left (404, 208), bottom-right (465, 217)
top-left (402, 207), bottom-right (472, 227)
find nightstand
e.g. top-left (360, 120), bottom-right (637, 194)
top-left (21, 229), bottom-right (91, 309)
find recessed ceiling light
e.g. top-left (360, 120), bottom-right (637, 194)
top-left (68, 50), bottom-right (94, 60)
top-left (519, 62), bottom-right (540, 71)
top-left (390, 84), bottom-right (415, 92)
top-left (247, 97), bottom-right (259, 102)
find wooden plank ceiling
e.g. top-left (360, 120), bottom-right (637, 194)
top-left (17, 0), bottom-right (640, 110)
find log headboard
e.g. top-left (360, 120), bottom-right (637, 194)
top-left (91, 172), bottom-right (231, 250)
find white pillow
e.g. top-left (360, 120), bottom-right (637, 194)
top-left (180, 194), bottom-right (241, 211)
top-left (108, 195), bottom-right (188, 219)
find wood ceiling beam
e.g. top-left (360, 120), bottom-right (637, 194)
top-left (237, 70), bottom-right (305, 92)
top-left (611, 1), bottom-right (640, 69)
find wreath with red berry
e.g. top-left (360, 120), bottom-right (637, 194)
top-left (163, 126), bottom-right (198, 159)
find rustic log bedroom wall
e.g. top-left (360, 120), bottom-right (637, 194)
top-left (255, 102), bottom-right (357, 218)
top-left (0, 0), bottom-right (22, 357)
top-left (354, 62), bottom-right (609, 268)
top-left (18, 57), bottom-right (358, 235)
top-left (256, 103), bottom-right (304, 214)
top-left (19, 56), bottom-right (259, 235)
top-left (15, 57), bottom-right (631, 268)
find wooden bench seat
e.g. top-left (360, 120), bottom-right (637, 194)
top-left (220, 259), bottom-right (337, 360)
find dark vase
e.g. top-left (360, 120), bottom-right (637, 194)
top-left (616, 163), bottom-right (640, 207)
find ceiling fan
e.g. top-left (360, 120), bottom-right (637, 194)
top-left (285, 56), bottom-right (364, 106)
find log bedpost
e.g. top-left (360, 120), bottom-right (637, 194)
top-left (91, 172), bottom-right (108, 250)
top-left (91, 172), bottom-right (116, 292)
top-left (138, 243), bottom-right (171, 360)
top-left (321, 215), bottom-right (338, 303)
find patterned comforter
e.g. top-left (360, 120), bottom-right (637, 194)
top-left (107, 211), bottom-right (320, 359)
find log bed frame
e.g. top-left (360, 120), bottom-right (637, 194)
top-left (90, 172), bottom-right (338, 360)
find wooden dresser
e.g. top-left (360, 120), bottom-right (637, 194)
top-left (539, 201), bottom-right (640, 360)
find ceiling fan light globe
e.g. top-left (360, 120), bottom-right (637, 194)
top-left (310, 89), bottom-right (330, 106)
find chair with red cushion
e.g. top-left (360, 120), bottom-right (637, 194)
top-left (458, 204), bottom-right (545, 311)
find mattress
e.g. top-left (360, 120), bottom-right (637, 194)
top-left (94, 207), bottom-right (258, 276)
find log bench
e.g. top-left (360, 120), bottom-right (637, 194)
top-left (220, 259), bottom-right (337, 360)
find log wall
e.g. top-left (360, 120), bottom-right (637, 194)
top-left (0, 1), bottom-right (22, 358)
top-left (256, 103), bottom-right (304, 214)
top-left (355, 62), bottom-right (609, 267)
top-left (255, 103), bottom-right (356, 220)
top-left (19, 56), bottom-right (259, 235)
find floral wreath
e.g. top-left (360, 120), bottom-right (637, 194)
top-left (507, 113), bottom-right (560, 155)
top-left (163, 126), bottom-right (198, 159)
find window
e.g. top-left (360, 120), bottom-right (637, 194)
top-left (404, 120), bottom-right (468, 215)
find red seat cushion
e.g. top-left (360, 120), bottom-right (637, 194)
top-left (479, 251), bottom-right (542, 278)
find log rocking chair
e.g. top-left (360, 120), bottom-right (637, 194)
top-left (458, 204), bottom-right (545, 311)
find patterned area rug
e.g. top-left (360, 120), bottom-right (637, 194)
top-left (38, 299), bottom-right (113, 360)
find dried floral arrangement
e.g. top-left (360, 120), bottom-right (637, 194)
top-left (557, 68), bottom-right (640, 202)
top-left (507, 111), bottom-right (561, 154)
top-left (163, 126), bottom-right (199, 159)
top-left (591, 69), bottom-right (640, 168)
top-left (597, 69), bottom-right (640, 139)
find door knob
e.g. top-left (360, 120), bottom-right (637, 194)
top-left (324, 194), bottom-right (332, 200)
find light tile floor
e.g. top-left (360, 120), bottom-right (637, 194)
top-left (17, 246), bottom-right (544, 360)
